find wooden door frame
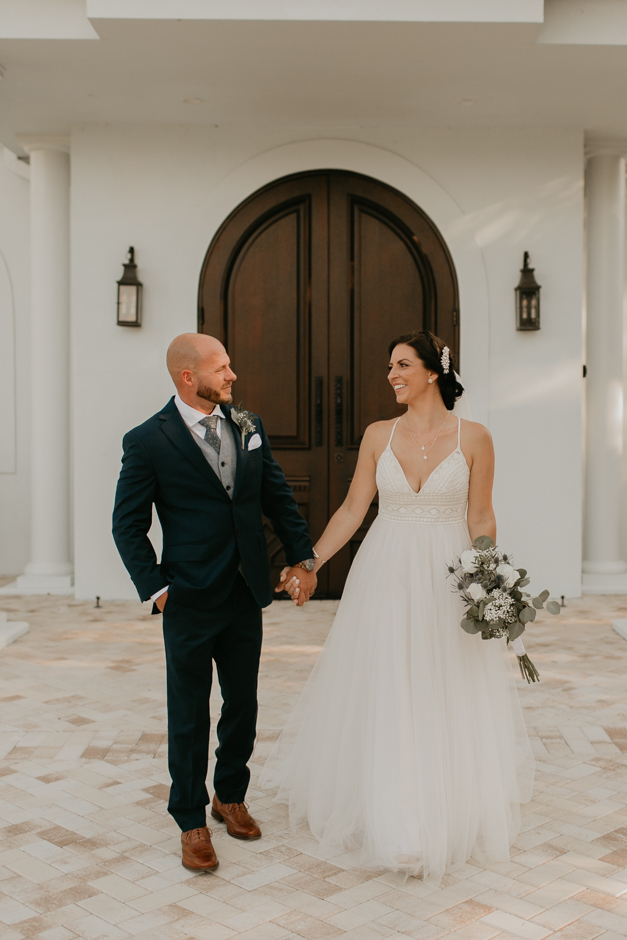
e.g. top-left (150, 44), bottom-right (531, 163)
top-left (197, 169), bottom-right (460, 597)
top-left (198, 169), bottom-right (459, 365)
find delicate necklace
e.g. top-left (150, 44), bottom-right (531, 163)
top-left (404, 413), bottom-right (449, 460)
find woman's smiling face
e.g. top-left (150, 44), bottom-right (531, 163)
top-left (388, 343), bottom-right (435, 405)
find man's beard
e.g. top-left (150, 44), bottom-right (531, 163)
top-left (196, 383), bottom-right (233, 404)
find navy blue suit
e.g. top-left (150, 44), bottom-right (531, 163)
top-left (112, 397), bottom-right (313, 830)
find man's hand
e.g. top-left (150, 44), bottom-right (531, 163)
top-left (275, 567), bottom-right (317, 606)
top-left (155, 590), bottom-right (169, 612)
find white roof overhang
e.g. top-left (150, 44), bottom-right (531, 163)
top-left (2, 0), bottom-right (627, 156)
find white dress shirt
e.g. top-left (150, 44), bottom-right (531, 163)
top-left (174, 393), bottom-right (225, 439)
top-left (151, 395), bottom-right (226, 603)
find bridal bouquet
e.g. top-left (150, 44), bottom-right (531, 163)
top-left (448, 536), bottom-right (560, 683)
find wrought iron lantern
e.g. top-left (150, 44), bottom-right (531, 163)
top-left (117, 247), bottom-right (143, 327)
top-left (515, 251), bottom-right (541, 331)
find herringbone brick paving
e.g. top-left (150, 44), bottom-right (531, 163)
top-left (1, 590), bottom-right (627, 940)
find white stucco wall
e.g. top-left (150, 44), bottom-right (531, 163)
top-left (0, 157), bottom-right (30, 575)
top-left (69, 124), bottom-right (584, 600)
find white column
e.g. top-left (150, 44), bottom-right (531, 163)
top-left (583, 145), bottom-right (627, 593)
top-left (0, 137), bottom-right (73, 595)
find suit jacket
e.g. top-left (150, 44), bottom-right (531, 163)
top-left (112, 397), bottom-right (313, 609)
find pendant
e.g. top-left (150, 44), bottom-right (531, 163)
top-left (424, 455), bottom-right (428, 460)
top-left (421, 446), bottom-right (425, 450)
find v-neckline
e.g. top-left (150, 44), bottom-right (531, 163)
top-left (387, 445), bottom-right (464, 496)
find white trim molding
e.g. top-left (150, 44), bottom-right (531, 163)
top-left (17, 135), bottom-right (70, 155)
top-left (585, 139), bottom-right (627, 161)
top-left (87, 0), bottom-right (544, 24)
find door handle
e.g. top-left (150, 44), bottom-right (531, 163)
top-left (314, 376), bottom-right (323, 447)
top-left (334, 376), bottom-right (344, 448)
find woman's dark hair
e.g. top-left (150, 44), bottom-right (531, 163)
top-left (388, 330), bottom-right (464, 411)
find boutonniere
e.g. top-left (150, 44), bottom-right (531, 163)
top-left (230, 404), bottom-right (256, 448)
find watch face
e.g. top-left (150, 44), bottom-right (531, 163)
top-left (301, 559), bottom-right (315, 572)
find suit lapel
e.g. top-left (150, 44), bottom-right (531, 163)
top-left (158, 398), bottom-right (228, 499)
top-left (224, 404), bottom-right (249, 498)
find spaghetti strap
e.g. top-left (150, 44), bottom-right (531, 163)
top-left (387, 418), bottom-right (402, 448)
top-left (457, 415), bottom-right (461, 450)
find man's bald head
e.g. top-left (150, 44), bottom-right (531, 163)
top-left (167, 333), bottom-right (236, 413)
top-left (167, 333), bottom-right (225, 381)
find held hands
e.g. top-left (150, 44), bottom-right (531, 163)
top-left (275, 567), bottom-right (317, 606)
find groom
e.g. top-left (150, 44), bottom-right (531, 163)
top-left (112, 333), bottom-right (317, 871)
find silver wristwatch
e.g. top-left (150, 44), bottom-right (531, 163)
top-left (294, 557), bottom-right (316, 572)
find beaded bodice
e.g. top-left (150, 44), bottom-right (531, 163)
top-left (376, 418), bottom-right (469, 524)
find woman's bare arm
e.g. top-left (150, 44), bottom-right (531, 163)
top-left (465, 423), bottom-right (496, 544)
top-left (311, 424), bottom-right (382, 570)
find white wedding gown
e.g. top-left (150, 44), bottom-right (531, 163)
top-left (260, 417), bottom-right (534, 886)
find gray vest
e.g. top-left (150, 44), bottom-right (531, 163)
top-left (192, 417), bottom-right (237, 497)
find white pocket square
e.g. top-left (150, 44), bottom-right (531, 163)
top-left (247, 433), bottom-right (262, 451)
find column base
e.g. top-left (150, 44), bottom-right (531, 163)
top-left (613, 619), bottom-right (627, 641)
top-left (582, 571), bottom-right (627, 595)
top-left (0, 573), bottom-right (74, 596)
top-left (0, 612), bottom-right (29, 648)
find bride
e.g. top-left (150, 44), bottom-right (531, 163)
top-left (260, 331), bottom-right (534, 886)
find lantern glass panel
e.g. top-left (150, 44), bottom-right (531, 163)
top-left (118, 284), bottom-right (139, 324)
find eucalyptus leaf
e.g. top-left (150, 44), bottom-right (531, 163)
top-left (519, 605), bottom-right (536, 623)
top-left (461, 617), bottom-right (481, 634)
top-left (474, 535), bottom-right (495, 551)
top-left (546, 600), bottom-right (561, 615)
top-left (532, 597), bottom-right (545, 609)
top-left (538, 589), bottom-right (550, 603)
top-left (469, 605), bottom-right (479, 618)
top-left (512, 590), bottom-right (522, 601)
top-left (478, 600), bottom-right (486, 620)
top-left (517, 568), bottom-right (527, 578)
top-left (518, 578), bottom-right (530, 587)
top-left (508, 621), bottom-right (525, 640)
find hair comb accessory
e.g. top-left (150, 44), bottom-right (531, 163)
top-left (441, 346), bottom-right (450, 375)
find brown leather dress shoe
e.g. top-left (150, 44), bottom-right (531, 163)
top-left (181, 826), bottom-right (219, 871)
top-left (211, 796), bottom-right (261, 840)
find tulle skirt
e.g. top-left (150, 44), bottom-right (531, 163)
top-left (259, 516), bottom-right (534, 886)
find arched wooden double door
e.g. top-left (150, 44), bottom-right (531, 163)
top-left (199, 170), bottom-right (459, 596)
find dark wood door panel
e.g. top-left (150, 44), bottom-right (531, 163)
top-left (228, 204), bottom-right (306, 444)
top-left (199, 173), bottom-right (332, 593)
top-left (327, 172), bottom-right (459, 592)
top-left (199, 169), bottom-right (458, 597)
top-left (350, 201), bottom-right (428, 445)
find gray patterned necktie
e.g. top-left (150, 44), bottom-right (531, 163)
top-left (199, 415), bottom-right (221, 454)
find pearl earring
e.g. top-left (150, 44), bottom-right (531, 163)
top-left (428, 378), bottom-right (433, 384)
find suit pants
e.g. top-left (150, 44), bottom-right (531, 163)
top-left (161, 574), bottom-right (263, 832)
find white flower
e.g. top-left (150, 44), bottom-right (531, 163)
top-left (468, 582), bottom-right (486, 602)
top-left (460, 549), bottom-right (479, 573)
top-left (496, 563), bottom-right (518, 588)
top-left (483, 589), bottom-right (517, 624)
